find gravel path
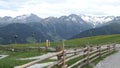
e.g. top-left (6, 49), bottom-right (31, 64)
top-left (17, 49), bottom-right (83, 60)
top-left (95, 50), bottom-right (120, 68)
top-left (0, 55), bottom-right (8, 59)
top-left (27, 62), bottom-right (54, 68)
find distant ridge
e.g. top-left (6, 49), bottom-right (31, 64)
top-left (71, 23), bottom-right (120, 39)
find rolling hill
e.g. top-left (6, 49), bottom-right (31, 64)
top-left (72, 23), bottom-right (120, 39)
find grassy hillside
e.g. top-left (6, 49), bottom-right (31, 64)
top-left (65, 34), bottom-right (120, 47)
top-left (0, 50), bottom-right (50, 68)
top-left (6, 34), bottom-right (120, 48)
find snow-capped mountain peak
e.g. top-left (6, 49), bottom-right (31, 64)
top-left (13, 14), bottom-right (29, 23)
top-left (0, 14), bottom-right (42, 24)
top-left (81, 15), bottom-right (115, 27)
top-left (14, 13), bottom-right (41, 22)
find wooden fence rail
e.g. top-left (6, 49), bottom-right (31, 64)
top-left (17, 50), bottom-right (64, 68)
top-left (17, 44), bottom-right (116, 68)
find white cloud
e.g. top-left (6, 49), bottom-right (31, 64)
top-left (0, 0), bottom-right (120, 17)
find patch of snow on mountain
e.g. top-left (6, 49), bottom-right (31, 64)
top-left (12, 14), bottom-right (33, 23)
top-left (81, 15), bottom-right (115, 27)
top-left (71, 17), bottom-right (77, 22)
top-left (69, 16), bottom-right (77, 22)
top-left (65, 18), bottom-right (70, 21)
top-left (16, 15), bottom-right (29, 20)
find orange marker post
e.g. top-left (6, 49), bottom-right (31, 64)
top-left (46, 40), bottom-right (49, 50)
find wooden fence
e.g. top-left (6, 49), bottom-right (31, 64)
top-left (17, 44), bottom-right (116, 68)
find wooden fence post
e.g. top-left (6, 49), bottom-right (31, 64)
top-left (83, 46), bottom-right (89, 64)
top-left (56, 46), bottom-right (63, 68)
top-left (87, 46), bottom-right (90, 64)
top-left (97, 46), bottom-right (101, 57)
top-left (62, 40), bottom-right (67, 68)
top-left (99, 46), bottom-right (101, 57)
top-left (107, 45), bottom-right (110, 53)
top-left (89, 46), bottom-right (93, 52)
top-left (112, 44), bottom-right (116, 51)
top-left (62, 49), bottom-right (67, 68)
top-left (56, 41), bottom-right (67, 68)
top-left (74, 48), bottom-right (77, 55)
top-left (83, 47), bottom-right (87, 58)
top-left (110, 44), bottom-right (111, 52)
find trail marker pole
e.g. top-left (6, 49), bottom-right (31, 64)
top-left (46, 40), bottom-right (49, 50)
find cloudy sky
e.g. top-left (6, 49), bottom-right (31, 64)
top-left (0, 0), bottom-right (120, 18)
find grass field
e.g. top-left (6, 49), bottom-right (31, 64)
top-left (0, 50), bottom-right (49, 68)
top-left (0, 34), bottom-right (120, 68)
top-left (5, 34), bottom-right (120, 48)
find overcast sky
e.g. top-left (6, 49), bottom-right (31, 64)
top-left (0, 0), bottom-right (120, 18)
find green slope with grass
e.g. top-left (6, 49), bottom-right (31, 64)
top-left (0, 50), bottom-right (48, 68)
top-left (65, 34), bottom-right (120, 47)
top-left (7, 34), bottom-right (120, 48)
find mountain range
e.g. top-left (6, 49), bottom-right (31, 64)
top-left (0, 13), bottom-right (120, 44)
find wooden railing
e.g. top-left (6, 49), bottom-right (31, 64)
top-left (17, 44), bottom-right (116, 68)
